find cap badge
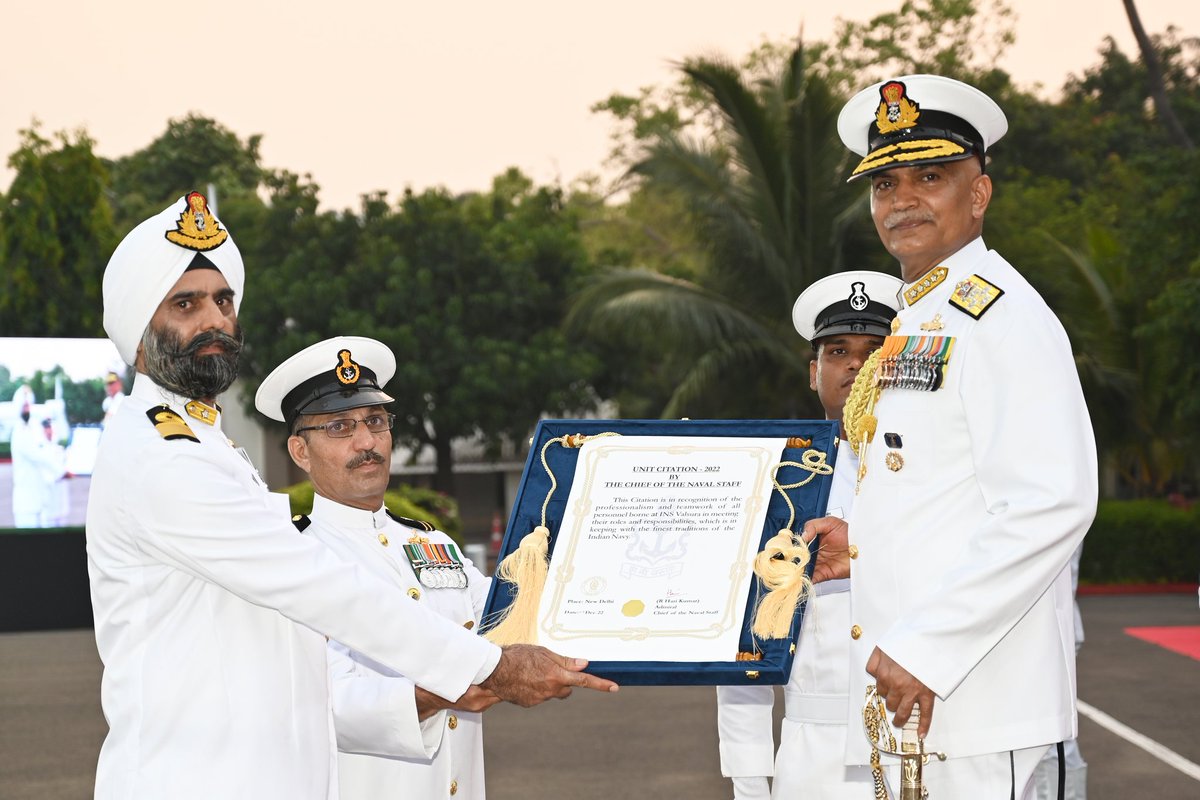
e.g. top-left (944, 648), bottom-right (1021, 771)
top-left (165, 191), bottom-right (229, 251)
top-left (335, 349), bottom-right (361, 385)
top-left (849, 281), bottom-right (870, 311)
top-left (875, 81), bottom-right (920, 135)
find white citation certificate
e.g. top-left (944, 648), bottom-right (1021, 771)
top-left (535, 435), bottom-right (787, 662)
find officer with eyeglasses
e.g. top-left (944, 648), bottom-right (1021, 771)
top-left (255, 335), bottom-right (494, 800)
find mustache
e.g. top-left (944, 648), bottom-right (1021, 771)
top-left (882, 211), bottom-right (935, 230)
top-left (346, 450), bottom-right (385, 469)
top-left (181, 329), bottom-right (243, 357)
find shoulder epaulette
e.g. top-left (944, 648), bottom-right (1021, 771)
top-left (145, 404), bottom-right (199, 442)
top-left (948, 274), bottom-right (1004, 319)
top-left (291, 514), bottom-right (311, 532)
top-left (385, 508), bottom-right (435, 532)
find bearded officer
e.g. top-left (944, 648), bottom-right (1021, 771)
top-left (87, 193), bottom-right (617, 800)
top-left (802, 76), bottom-right (1098, 798)
top-left (717, 272), bottom-right (899, 799)
top-left (256, 336), bottom-right (493, 800)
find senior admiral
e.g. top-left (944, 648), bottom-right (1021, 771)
top-left (86, 193), bottom-right (616, 800)
top-left (256, 336), bottom-right (494, 800)
top-left (718, 272), bottom-right (900, 799)
top-left (810, 76), bottom-right (1099, 797)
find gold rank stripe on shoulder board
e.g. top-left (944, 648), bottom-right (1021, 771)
top-left (902, 266), bottom-right (948, 307)
top-left (949, 274), bottom-right (1004, 319)
top-left (145, 405), bottom-right (199, 442)
top-left (184, 400), bottom-right (219, 425)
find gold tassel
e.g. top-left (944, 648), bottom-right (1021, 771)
top-left (750, 528), bottom-right (813, 639)
top-left (482, 525), bottom-right (551, 645)
top-left (482, 431), bottom-right (621, 645)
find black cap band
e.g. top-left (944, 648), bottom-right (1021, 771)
top-left (868, 109), bottom-right (984, 155)
top-left (812, 299), bottom-right (896, 341)
top-left (282, 365), bottom-right (394, 432)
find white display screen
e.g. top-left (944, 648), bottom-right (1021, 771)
top-left (0, 338), bottom-right (127, 529)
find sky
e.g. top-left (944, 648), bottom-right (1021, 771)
top-left (1, 1), bottom-right (1197, 212)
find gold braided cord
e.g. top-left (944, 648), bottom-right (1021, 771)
top-left (863, 685), bottom-right (897, 800)
top-left (843, 349), bottom-right (883, 458)
top-left (539, 432), bottom-right (621, 526)
top-left (484, 432), bottom-right (620, 645)
top-left (850, 138), bottom-right (968, 176)
top-left (749, 449), bottom-right (832, 639)
top-left (770, 450), bottom-right (834, 532)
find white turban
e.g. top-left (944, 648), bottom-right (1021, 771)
top-left (102, 193), bottom-right (245, 365)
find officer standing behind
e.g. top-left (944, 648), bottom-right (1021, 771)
top-left (804, 76), bottom-right (1098, 798)
top-left (101, 372), bottom-right (125, 428)
top-left (256, 336), bottom-right (494, 800)
top-left (717, 272), bottom-right (899, 799)
top-left (87, 193), bottom-right (616, 800)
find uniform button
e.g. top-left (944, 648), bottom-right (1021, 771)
top-left (851, 624), bottom-right (862, 640)
top-left (463, 620), bottom-right (475, 630)
top-left (450, 780), bottom-right (458, 795)
top-left (848, 545), bottom-right (859, 559)
top-left (408, 588), bottom-right (421, 600)
top-left (448, 714), bottom-right (458, 730)
top-left (378, 533), bottom-right (389, 546)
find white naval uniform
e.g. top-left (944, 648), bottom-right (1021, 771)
top-left (9, 418), bottom-right (60, 527)
top-left (717, 447), bottom-right (873, 799)
top-left (305, 494), bottom-right (488, 800)
top-left (86, 374), bottom-right (501, 800)
top-left (845, 238), bottom-right (1097, 793)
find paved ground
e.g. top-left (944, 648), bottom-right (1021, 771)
top-left (0, 593), bottom-right (1196, 799)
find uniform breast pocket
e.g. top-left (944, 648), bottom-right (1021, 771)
top-left (867, 390), bottom-right (938, 487)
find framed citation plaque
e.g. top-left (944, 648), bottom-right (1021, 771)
top-left (481, 419), bottom-right (839, 685)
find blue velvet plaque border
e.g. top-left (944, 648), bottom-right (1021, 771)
top-left (482, 419), bottom-right (840, 686)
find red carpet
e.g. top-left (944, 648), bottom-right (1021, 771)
top-left (1124, 626), bottom-right (1200, 661)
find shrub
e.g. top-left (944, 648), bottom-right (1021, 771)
top-left (280, 480), bottom-right (462, 546)
top-left (1080, 499), bottom-right (1199, 584)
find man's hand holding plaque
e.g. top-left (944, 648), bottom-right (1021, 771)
top-left (800, 516), bottom-right (851, 583)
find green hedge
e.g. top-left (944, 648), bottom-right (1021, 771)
top-left (1080, 499), bottom-right (1200, 584)
top-left (0, 525), bottom-right (82, 536)
top-left (4, 500), bottom-right (1191, 586)
top-left (280, 481), bottom-right (463, 547)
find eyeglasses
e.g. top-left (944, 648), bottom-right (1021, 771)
top-left (295, 413), bottom-right (395, 439)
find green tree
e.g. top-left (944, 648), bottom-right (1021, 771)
top-left (573, 42), bottom-right (880, 419)
top-left (0, 125), bottom-right (116, 337)
top-left (107, 114), bottom-right (265, 229)
top-left (240, 170), bottom-right (602, 495)
top-left (986, 30), bottom-right (1200, 495)
top-left (824, 0), bottom-right (1016, 91)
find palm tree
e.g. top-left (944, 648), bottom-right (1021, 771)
top-left (570, 42), bottom-right (883, 419)
top-left (1037, 228), bottom-right (1190, 497)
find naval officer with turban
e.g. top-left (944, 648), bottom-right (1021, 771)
top-left (87, 192), bottom-right (616, 800)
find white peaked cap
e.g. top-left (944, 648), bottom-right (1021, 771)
top-left (792, 270), bottom-right (903, 342)
top-left (254, 336), bottom-right (397, 427)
